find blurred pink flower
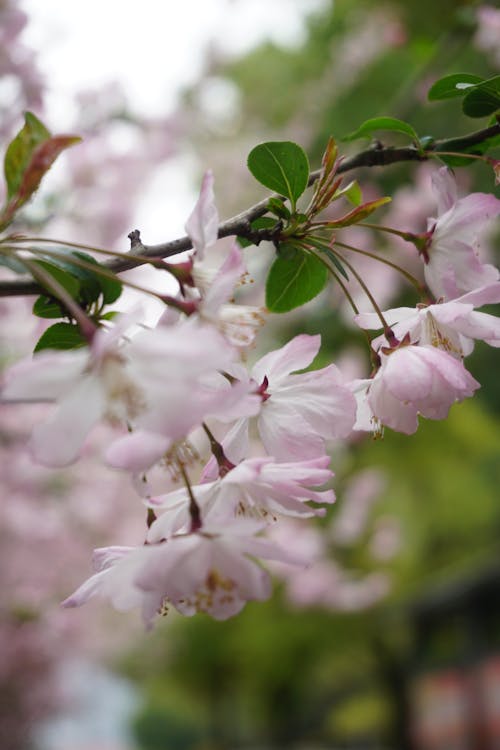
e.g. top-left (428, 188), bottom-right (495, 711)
top-left (423, 167), bottom-right (500, 300)
top-left (64, 520), bottom-right (304, 625)
top-left (185, 169), bottom-right (219, 259)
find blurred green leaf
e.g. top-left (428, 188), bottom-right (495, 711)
top-left (31, 259), bottom-right (81, 299)
top-left (0, 255), bottom-right (27, 273)
top-left (462, 77), bottom-right (500, 118)
top-left (34, 322), bottom-right (87, 352)
top-left (427, 73), bottom-right (484, 101)
top-left (38, 249), bottom-right (123, 305)
top-left (247, 141), bottom-right (310, 205)
top-left (32, 295), bottom-right (65, 319)
top-left (266, 247), bottom-right (328, 312)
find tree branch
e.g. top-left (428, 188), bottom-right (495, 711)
top-left (1, 122), bottom-right (498, 298)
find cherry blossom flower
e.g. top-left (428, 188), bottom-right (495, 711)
top-left (1, 314), bottom-right (242, 468)
top-left (192, 243), bottom-right (266, 348)
top-left (146, 455), bottom-right (335, 540)
top-left (422, 167), bottom-right (500, 300)
top-left (356, 282), bottom-right (500, 358)
top-left (353, 343), bottom-right (480, 435)
top-left (216, 334), bottom-right (357, 464)
top-left (63, 521), bottom-right (304, 625)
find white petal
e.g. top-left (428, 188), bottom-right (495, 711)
top-left (30, 375), bottom-right (105, 467)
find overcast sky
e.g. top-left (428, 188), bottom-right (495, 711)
top-left (21, 0), bottom-right (326, 123)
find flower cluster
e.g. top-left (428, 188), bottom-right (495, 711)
top-left (1, 164), bottom-right (499, 626)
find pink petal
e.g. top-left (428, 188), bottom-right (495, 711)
top-left (184, 169), bottom-right (219, 260)
top-left (251, 334), bottom-right (321, 384)
top-left (30, 374), bottom-right (105, 467)
top-left (431, 167), bottom-right (458, 215)
top-left (105, 430), bottom-right (172, 472)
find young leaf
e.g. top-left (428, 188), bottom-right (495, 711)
top-left (334, 179), bottom-right (362, 206)
top-left (427, 73), bottom-right (484, 101)
top-left (12, 135), bottom-right (81, 209)
top-left (326, 197), bottom-right (391, 228)
top-left (34, 322), bottom-right (87, 352)
top-left (267, 197), bottom-right (291, 220)
top-left (265, 247), bottom-right (328, 313)
top-left (4, 112), bottom-right (51, 200)
top-left (247, 141), bottom-right (310, 206)
top-left (343, 117), bottom-right (420, 144)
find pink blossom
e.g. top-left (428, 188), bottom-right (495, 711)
top-left (184, 169), bottom-right (219, 260)
top-left (219, 334), bottom-right (357, 463)
top-left (63, 521), bottom-right (303, 625)
top-left (147, 455), bottom-right (335, 540)
top-left (1, 315), bottom-right (241, 468)
top-left (423, 167), bottom-right (500, 300)
top-left (474, 6), bottom-right (500, 67)
top-left (356, 282), bottom-right (500, 358)
top-left (191, 242), bottom-right (265, 347)
top-left (354, 344), bottom-right (480, 434)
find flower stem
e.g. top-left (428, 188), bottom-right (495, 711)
top-left (334, 240), bottom-right (428, 299)
top-left (177, 459), bottom-right (202, 533)
top-left (332, 249), bottom-right (398, 345)
top-left (202, 422), bottom-right (235, 477)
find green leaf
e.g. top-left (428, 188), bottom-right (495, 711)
top-left (34, 322), bottom-right (87, 352)
top-left (32, 295), bottom-right (65, 319)
top-left (462, 78), bottom-right (500, 118)
top-left (265, 247), bottom-right (328, 312)
top-left (4, 112), bottom-right (51, 199)
top-left (326, 197), bottom-right (391, 228)
top-left (267, 197), bottom-right (291, 220)
top-left (31, 260), bottom-right (81, 299)
top-left (427, 73), bottom-right (484, 101)
top-left (11, 135), bottom-right (81, 208)
top-left (343, 117), bottom-right (420, 144)
top-left (98, 272), bottom-right (123, 304)
top-left (237, 217), bottom-right (278, 248)
top-left (334, 179), bottom-right (362, 206)
top-left (60, 250), bottom-right (123, 305)
top-left (38, 250), bottom-right (122, 305)
top-left (247, 141), bottom-right (310, 206)
top-left (302, 236), bottom-right (349, 280)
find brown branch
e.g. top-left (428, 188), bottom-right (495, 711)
top-left (1, 121), bottom-right (499, 298)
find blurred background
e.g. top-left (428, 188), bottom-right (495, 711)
top-left (1, 0), bottom-right (500, 748)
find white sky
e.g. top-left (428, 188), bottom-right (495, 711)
top-left (21, 0), bottom-right (327, 124)
top-left (19, 0), bottom-right (326, 244)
